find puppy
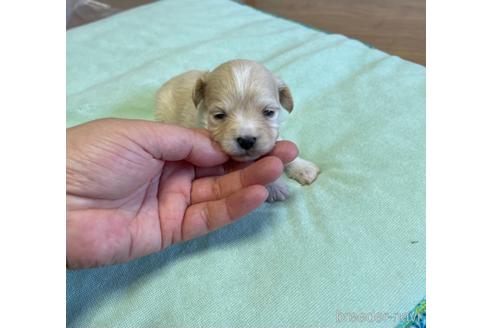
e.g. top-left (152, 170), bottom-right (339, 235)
top-left (155, 59), bottom-right (320, 202)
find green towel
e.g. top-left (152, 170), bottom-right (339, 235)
top-left (67, 0), bottom-right (425, 327)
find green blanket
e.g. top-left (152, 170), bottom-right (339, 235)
top-left (67, 0), bottom-right (425, 327)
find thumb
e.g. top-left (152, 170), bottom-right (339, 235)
top-left (81, 118), bottom-right (230, 167)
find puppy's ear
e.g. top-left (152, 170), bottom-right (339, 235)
top-left (192, 73), bottom-right (208, 108)
top-left (276, 77), bottom-right (294, 112)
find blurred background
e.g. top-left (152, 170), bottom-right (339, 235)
top-left (66, 0), bottom-right (425, 65)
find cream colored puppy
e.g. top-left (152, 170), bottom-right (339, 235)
top-left (155, 59), bottom-right (319, 202)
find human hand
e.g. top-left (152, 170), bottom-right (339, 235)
top-left (67, 119), bottom-right (297, 269)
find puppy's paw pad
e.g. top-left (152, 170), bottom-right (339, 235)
top-left (287, 162), bottom-right (320, 185)
top-left (266, 181), bottom-right (290, 202)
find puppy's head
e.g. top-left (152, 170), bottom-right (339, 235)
top-left (192, 59), bottom-right (293, 161)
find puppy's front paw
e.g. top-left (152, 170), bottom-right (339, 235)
top-left (285, 159), bottom-right (320, 185)
top-left (266, 179), bottom-right (290, 202)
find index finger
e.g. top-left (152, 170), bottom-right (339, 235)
top-left (225, 140), bottom-right (298, 172)
top-left (191, 156), bottom-right (283, 204)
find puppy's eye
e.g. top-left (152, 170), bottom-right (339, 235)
top-left (263, 108), bottom-right (275, 118)
top-left (213, 112), bottom-right (226, 120)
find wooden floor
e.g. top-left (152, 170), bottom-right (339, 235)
top-left (67, 0), bottom-right (425, 65)
top-left (241, 0), bottom-right (425, 65)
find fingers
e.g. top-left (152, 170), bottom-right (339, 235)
top-left (191, 141), bottom-right (297, 202)
top-left (140, 120), bottom-right (297, 168)
top-left (191, 156), bottom-right (283, 204)
top-left (196, 140), bottom-right (299, 178)
top-left (269, 140), bottom-right (298, 164)
top-left (182, 185), bottom-right (268, 241)
top-left (224, 140), bottom-right (298, 172)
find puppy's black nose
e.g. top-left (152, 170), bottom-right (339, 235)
top-left (236, 136), bottom-right (257, 150)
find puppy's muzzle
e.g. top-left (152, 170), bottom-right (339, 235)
top-left (236, 136), bottom-right (257, 150)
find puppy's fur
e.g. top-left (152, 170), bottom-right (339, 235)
top-left (156, 59), bottom-right (319, 201)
